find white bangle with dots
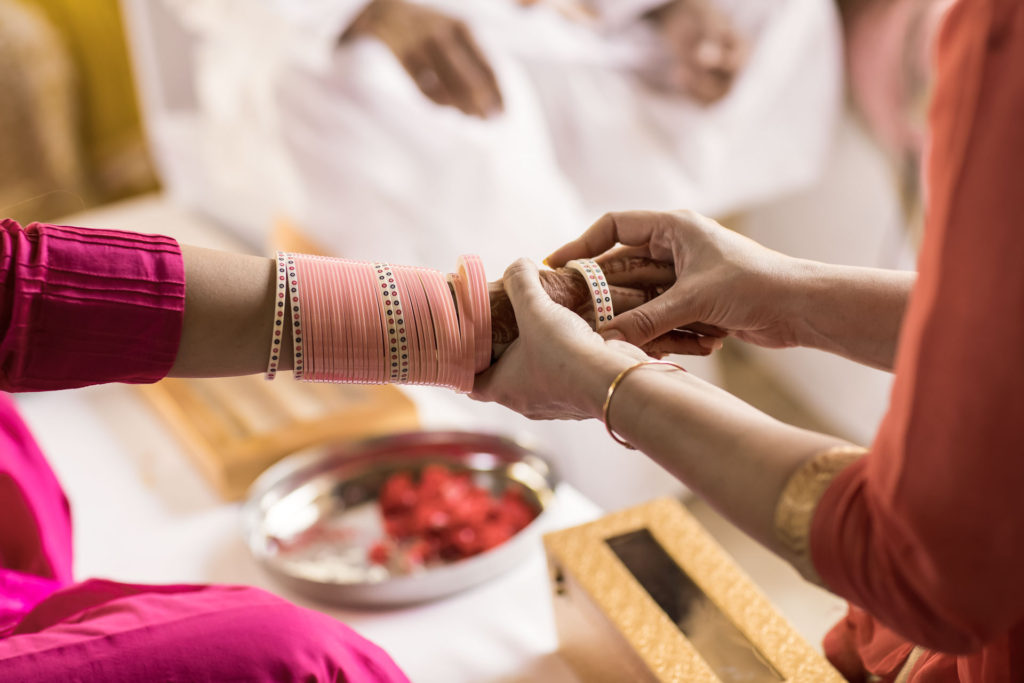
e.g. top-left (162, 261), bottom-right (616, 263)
top-left (265, 251), bottom-right (289, 380)
top-left (565, 258), bottom-right (614, 329)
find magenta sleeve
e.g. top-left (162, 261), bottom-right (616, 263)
top-left (0, 220), bottom-right (185, 391)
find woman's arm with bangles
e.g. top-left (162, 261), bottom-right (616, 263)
top-left (0, 222), bottom-right (666, 385)
top-left (171, 245), bottom-right (683, 378)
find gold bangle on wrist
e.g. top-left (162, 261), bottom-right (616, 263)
top-left (602, 359), bottom-right (687, 450)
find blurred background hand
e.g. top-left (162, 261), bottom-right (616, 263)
top-left (346, 0), bottom-right (504, 118)
top-left (643, 0), bottom-right (747, 104)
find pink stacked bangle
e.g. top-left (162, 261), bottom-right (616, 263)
top-left (267, 253), bottom-right (487, 393)
top-left (456, 255), bottom-right (491, 373)
top-left (447, 272), bottom-right (475, 393)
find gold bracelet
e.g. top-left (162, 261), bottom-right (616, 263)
top-left (602, 360), bottom-right (687, 450)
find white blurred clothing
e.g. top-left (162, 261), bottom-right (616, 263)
top-left (145, 0), bottom-right (841, 276)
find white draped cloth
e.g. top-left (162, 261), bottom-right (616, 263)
top-left (144, 0), bottom-right (841, 275)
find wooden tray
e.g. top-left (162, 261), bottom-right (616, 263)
top-left (138, 376), bottom-right (418, 500)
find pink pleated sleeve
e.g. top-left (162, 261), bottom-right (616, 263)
top-left (0, 220), bottom-right (185, 391)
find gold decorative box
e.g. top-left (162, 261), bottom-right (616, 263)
top-left (543, 498), bottom-right (843, 683)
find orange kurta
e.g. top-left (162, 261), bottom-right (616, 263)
top-left (810, 0), bottom-right (1024, 681)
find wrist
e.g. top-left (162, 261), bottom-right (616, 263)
top-left (774, 258), bottom-right (838, 350)
top-left (576, 350), bottom-right (640, 420)
top-left (773, 260), bottom-right (913, 368)
top-left (601, 358), bottom-right (690, 449)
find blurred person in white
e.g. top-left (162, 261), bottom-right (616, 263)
top-left (150, 0), bottom-right (840, 275)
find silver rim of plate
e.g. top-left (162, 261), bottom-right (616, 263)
top-left (242, 431), bottom-right (559, 608)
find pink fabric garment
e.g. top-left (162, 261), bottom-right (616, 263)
top-left (0, 220), bottom-right (410, 681)
top-left (0, 220), bottom-right (185, 391)
top-left (0, 571), bottom-right (61, 639)
top-left (0, 391), bottom-right (72, 587)
top-left (0, 219), bottom-right (183, 635)
top-left (0, 579), bottom-right (409, 682)
top-left (0, 390), bottom-right (71, 637)
top-left (0, 398), bottom-right (409, 683)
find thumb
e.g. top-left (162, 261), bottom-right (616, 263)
top-left (502, 258), bottom-right (551, 315)
top-left (600, 299), bottom-right (679, 347)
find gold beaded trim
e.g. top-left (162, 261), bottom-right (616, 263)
top-left (774, 445), bottom-right (867, 585)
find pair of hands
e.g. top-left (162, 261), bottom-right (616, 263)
top-left (345, 0), bottom-right (748, 119)
top-left (472, 210), bottom-right (802, 420)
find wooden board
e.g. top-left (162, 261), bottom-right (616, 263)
top-left (138, 376), bottom-right (418, 500)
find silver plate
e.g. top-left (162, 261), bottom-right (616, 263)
top-left (243, 431), bottom-right (558, 607)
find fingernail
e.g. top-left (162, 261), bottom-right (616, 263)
top-left (601, 328), bottom-right (626, 341)
top-left (698, 336), bottom-right (724, 352)
top-left (542, 257), bottom-right (552, 267)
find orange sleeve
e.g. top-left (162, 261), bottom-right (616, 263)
top-left (810, 0), bottom-right (1024, 653)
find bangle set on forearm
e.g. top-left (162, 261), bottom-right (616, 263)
top-left (267, 250), bottom-right (663, 451)
top-left (265, 252), bottom-right (491, 393)
top-left (264, 253), bottom-right (619, 406)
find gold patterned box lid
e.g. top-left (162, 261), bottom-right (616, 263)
top-left (543, 497), bottom-right (843, 683)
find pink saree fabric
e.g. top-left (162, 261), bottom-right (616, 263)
top-left (0, 390), bottom-right (70, 636)
top-left (0, 578), bottom-right (409, 682)
top-left (0, 221), bottom-right (409, 681)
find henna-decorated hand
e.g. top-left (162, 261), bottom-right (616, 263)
top-left (475, 259), bottom-right (646, 420)
top-left (545, 210), bottom-right (805, 353)
top-left (488, 256), bottom-right (723, 359)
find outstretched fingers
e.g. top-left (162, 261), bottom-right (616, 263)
top-left (545, 211), bottom-right (676, 267)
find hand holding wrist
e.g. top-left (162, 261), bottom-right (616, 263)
top-left (472, 259), bottom-right (647, 421)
